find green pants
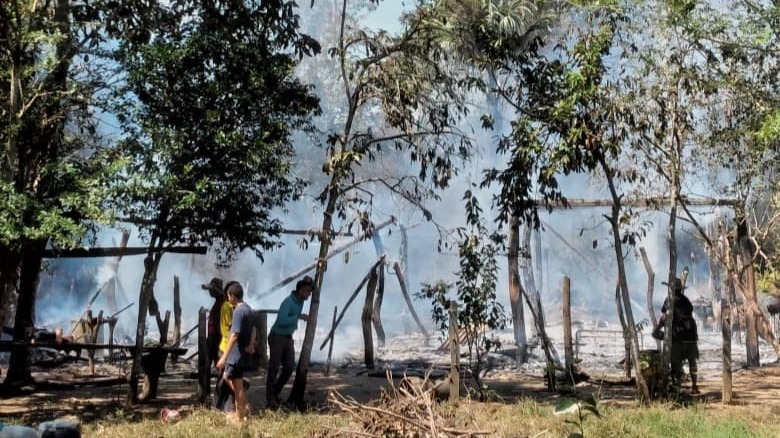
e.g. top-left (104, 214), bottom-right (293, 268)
top-left (670, 341), bottom-right (699, 383)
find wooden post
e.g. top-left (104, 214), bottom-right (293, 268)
top-left (722, 299), bottom-right (732, 403)
top-left (197, 307), bottom-right (209, 405)
top-left (87, 310), bottom-right (103, 375)
top-left (326, 306), bottom-right (337, 375)
top-left (362, 266), bottom-right (378, 369)
top-left (372, 264), bottom-right (386, 348)
top-left (173, 276), bottom-right (181, 346)
top-left (107, 317), bottom-right (117, 360)
top-left (448, 301), bottom-right (459, 405)
top-left (562, 276), bottom-right (573, 377)
top-left (258, 311), bottom-right (268, 369)
top-left (319, 256), bottom-right (386, 350)
top-left (160, 310), bottom-right (171, 345)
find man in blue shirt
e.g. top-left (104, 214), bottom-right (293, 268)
top-left (266, 275), bottom-right (314, 409)
top-left (216, 282), bottom-right (256, 422)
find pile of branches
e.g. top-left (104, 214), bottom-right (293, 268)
top-left (317, 372), bottom-right (490, 438)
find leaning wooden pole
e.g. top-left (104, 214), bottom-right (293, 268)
top-left (254, 217), bottom-right (395, 300)
top-left (639, 247), bottom-right (660, 351)
top-left (326, 306), bottom-right (337, 376)
top-left (372, 265), bottom-right (386, 348)
top-left (392, 261), bottom-right (430, 342)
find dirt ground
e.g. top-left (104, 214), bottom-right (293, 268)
top-left (2, 357), bottom-right (780, 426)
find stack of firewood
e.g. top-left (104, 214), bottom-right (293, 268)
top-left (317, 372), bottom-right (490, 438)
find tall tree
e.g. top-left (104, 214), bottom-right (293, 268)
top-left (1, 0), bottom-right (111, 387)
top-left (287, 0), bottom-right (478, 407)
top-left (423, 0), bottom-right (562, 366)
top-left (110, 0), bottom-right (320, 404)
top-left (626, 1), bottom-right (780, 375)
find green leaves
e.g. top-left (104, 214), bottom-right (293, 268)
top-left (109, 0), bottom-right (320, 263)
top-left (554, 393), bottom-right (601, 438)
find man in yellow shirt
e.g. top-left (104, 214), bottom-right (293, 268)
top-left (213, 281), bottom-right (236, 411)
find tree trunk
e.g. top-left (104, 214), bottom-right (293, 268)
top-left (662, 165), bottom-right (680, 395)
top-left (0, 248), bottom-right (20, 333)
top-left (288, 180), bottom-right (340, 407)
top-left (508, 214), bottom-right (527, 365)
top-left (600, 157), bottom-right (649, 400)
top-left (126, 249), bottom-right (162, 406)
top-left (4, 241), bottom-right (45, 387)
top-left (521, 225), bottom-right (561, 389)
top-left (737, 220), bottom-right (760, 367)
top-left (614, 280), bottom-right (631, 378)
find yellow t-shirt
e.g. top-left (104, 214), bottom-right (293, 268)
top-left (218, 300), bottom-right (234, 354)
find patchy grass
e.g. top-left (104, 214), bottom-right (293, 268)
top-left (85, 409), bottom-right (349, 438)
top-left (77, 399), bottom-right (778, 438)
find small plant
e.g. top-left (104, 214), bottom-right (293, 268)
top-left (416, 190), bottom-right (508, 401)
top-left (554, 393), bottom-right (601, 438)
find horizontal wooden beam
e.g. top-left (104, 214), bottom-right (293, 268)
top-left (43, 246), bottom-right (208, 258)
top-left (542, 196), bottom-right (740, 209)
top-left (282, 229), bottom-right (354, 237)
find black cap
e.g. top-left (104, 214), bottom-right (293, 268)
top-left (295, 275), bottom-right (314, 291)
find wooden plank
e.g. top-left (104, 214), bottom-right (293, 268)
top-left (43, 246), bottom-right (208, 258)
top-left (0, 341), bottom-right (185, 353)
top-left (541, 196), bottom-right (740, 209)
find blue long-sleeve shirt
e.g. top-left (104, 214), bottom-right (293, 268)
top-left (270, 291), bottom-right (304, 335)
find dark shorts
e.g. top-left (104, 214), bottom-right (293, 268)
top-left (225, 361), bottom-right (244, 380)
top-left (671, 341), bottom-right (699, 366)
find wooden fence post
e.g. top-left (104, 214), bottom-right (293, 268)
top-left (197, 307), bottom-right (209, 405)
top-left (173, 276), bottom-right (181, 346)
top-left (363, 266), bottom-right (378, 369)
top-left (562, 276), bottom-right (573, 378)
top-left (722, 299), bottom-right (732, 404)
top-left (449, 301), bottom-right (460, 405)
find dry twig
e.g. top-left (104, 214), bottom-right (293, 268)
top-left (315, 371), bottom-right (491, 437)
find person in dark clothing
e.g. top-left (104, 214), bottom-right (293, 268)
top-left (202, 277), bottom-right (224, 368)
top-left (266, 275), bottom-right (314, 409)
top-left (216, 282), bottom-right (256, 423)
top-left (654, 277), bottom-right (699, 394)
